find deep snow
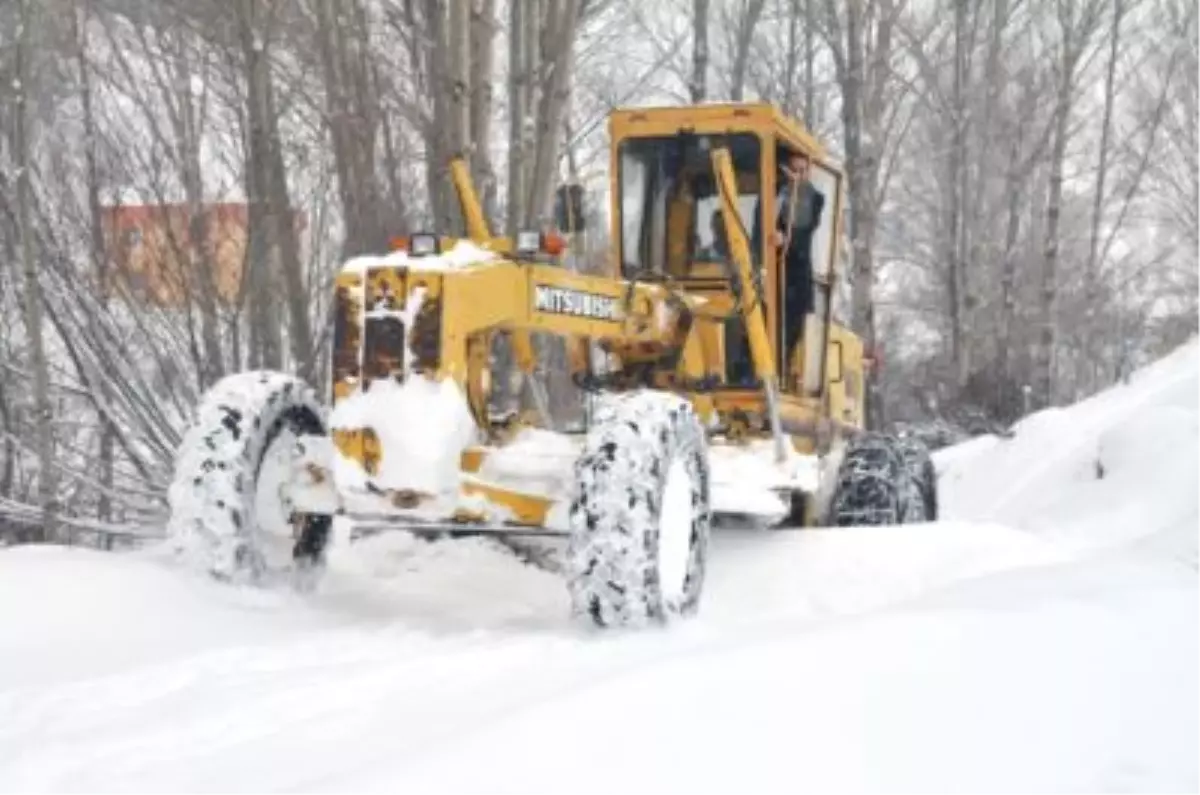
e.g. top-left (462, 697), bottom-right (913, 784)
top-left (0, 341), bottom-right (1196, 793)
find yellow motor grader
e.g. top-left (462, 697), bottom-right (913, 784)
top-left (166, 102), bottom-right (937, 627)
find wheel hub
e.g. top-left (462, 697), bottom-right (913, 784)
top-left (657, 457), bottom-right (695, 605)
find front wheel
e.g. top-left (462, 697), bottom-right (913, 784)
top-left (565, 390), bottom-right (711, 628)
top-left (166, 371), bottom-right (333, 586)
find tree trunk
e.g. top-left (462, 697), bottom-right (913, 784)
top-left (239, 0), bottom-right (284, 371)
top-left (996, 158), bottom-right (1026, 421)
top-left (449, 0), bottom-right (470, 159)
top-left (804, 0), bottom-right (815, 125)
top-left (316, 0), bottom-right (390, 258)
top-left (377, 60), bottom-right (410, 234)
top-left (691, 0), bottom-right (710, 102)
top-left (0, 377), bottom-right (14, 504)
top-left (264, 83), bottom-right (316, 378)
top-left (175, 54), bottom-right (225, 388)
top-left (965, 0), bottom-right (1007, 388)
top-left (15, 0), bottom-right (58, 542)
top-left (103, 21), bottom-right (227, 386)
top-left (423, 0), bottom-right (455, 230)
top-left (1036, 0), bottom-right (1106, 405)
top-left (235, 0), bottom-right (314, 379)
top-left (506, 0), bottom-right (526, 237)
top-left (949, 0), bottom-right (971, 392)
top-left (1084, 0), bottom-right (1124, 391)
top-left (74, 0), bottom-right (116, 523)
top-left (348, 0), bottom-right (390, 250)
top-left (469, 0), bottom-right (498, 226)
top-left (819, 0), bottom-right (905, 428)
top-left (836, 1), bottom-right (884, 427)
top-left (783, 0), bottom-right (799, 114)
top-left (524, 0), bottom-right (582, 227)
top-left (729, 0), bottom-right (768, 101)
top-left (244, 9), bottom-right (316, 378)
top-left (520, 0), bottom-right (540, 208)
top-left (1037, 50), bottom-right (1077, 407)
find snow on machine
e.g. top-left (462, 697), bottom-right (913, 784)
top-left (166, 103), bottom-right (937, 628)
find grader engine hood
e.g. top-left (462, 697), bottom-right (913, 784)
top-left (317, 233), bottom-right (705, 524)
top-left (325, 245), bottom-right (485, 517)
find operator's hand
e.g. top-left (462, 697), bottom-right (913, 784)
top-left (772, 230), bottom-right (785, 248)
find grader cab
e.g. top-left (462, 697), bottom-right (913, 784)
top-left (607, 106), bottom-right (863, 450)
top-left (166, 102), bottom-right (937, 628)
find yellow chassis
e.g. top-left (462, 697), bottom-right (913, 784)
top-left (316, 135), bottom-right (862, 531)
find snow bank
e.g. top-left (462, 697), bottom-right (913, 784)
top-left (937, 338), bottom-right (1199, 564)
top-left (1, 342), bottom-right (1196, 794)
top-left (349, 557), bottom-right (1195, 795)
top-left (703, 520), bottom-right (1073, 626)
top-left (317, 531), bottom-right (568, 631)
top-left (0, 546), bottom-right (338, 688)
top-left (3, 536), bottom-right (1192, 794)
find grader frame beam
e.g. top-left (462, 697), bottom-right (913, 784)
top-left (710, 147), bottom-right (788, 463)
top-left (327, 144), bottom-right (794, 528)
top-left (337, 143), bottom-right (791, 430)
top-left (326, 124), bottom-right (860, 530)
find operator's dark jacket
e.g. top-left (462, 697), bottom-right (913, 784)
top-left (776, 180), bottom-right (824, 358)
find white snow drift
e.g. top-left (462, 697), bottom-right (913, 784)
top-left (0, 340), bottom-right (1196, 793)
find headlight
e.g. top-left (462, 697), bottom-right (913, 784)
top-left (516, 230), bottom-right (541, 255)
top-left (409, 233), bottom-right (439, 257)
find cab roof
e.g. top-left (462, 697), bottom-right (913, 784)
top-left (607, 102), bottom-right (838, 173)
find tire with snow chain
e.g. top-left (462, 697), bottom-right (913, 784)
top-left (566, 390), bottom-right (711, 628)
top-left (894, 434), bottom-right (938, 522)
top-left (825, 432), bottom-right (912, 526)
top-left (166, 371), bottom-right (332, 585)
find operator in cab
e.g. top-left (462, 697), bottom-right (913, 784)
top-left (772, 152), bottom-right (824, 365)
top-left (697, 208), bottom-right (730, 262)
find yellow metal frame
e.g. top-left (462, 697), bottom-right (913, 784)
top-left (331, 102), bottom-right (867, 527)
top-left (606, 102), bottom-right (863, 437)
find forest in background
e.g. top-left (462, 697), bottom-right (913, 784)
top-left (0, 0), bottom-right (1195, 542)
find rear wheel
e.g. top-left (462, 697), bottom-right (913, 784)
top-left (565, 390), bottom-right (711, 628)
top-left (825, 432), bottom-right (907, 526)
top-left (167, 371), bottom-right (332, 586)
top-left (894, 434), bottom-right (938, 522)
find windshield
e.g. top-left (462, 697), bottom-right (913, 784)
top-left (618, 134), bottom-right (762, 278)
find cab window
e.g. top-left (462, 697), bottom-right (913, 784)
top-left (617, 133), bottom-right (763, 279)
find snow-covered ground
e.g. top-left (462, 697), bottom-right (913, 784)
top-left (1, 341), bottom-right (1196, 793)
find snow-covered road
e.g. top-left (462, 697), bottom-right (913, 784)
top-left (1, 341), bottom-right (1196, 793)
top-left (1, 528), bottom-right (1192, 794)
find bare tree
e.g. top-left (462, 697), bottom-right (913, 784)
top-left (819, 0), bottom-right (911, 427)
top-left (71, 0), bottom-right (117, 523)
top-left (507, 0), bottom-right (527, 237)
top-left (725, 0), bottom-right (769, 100)
top-left (524, 0), bottom-right (585, 226)
top-left (235, 0), bottom-right (316, 376)
top-left (1034, 0), bottom-right (1106, 407)
top-left (691, 0), bottom-right (710, 101)
top-left (312, 0), bottom-right (394, 257)
top-left (13, 0), bottom-right (58, 542)
top-left (449, 0), bottom-right (471, 160)
top-left (470, 0), bottom-right (499, 223)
